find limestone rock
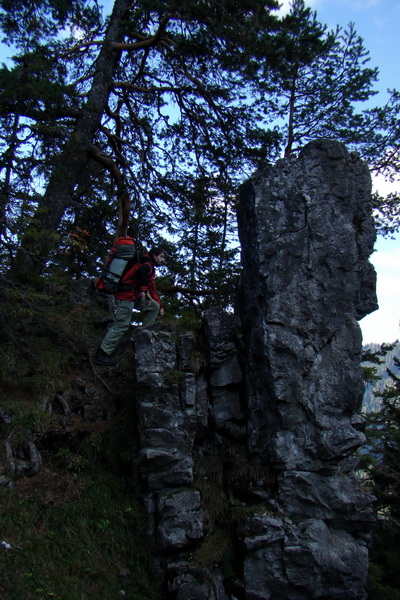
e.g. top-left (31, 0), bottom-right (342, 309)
top-left (135, 331), bottom-right (196, 490)
top-left (240, 513), bottom-right (369, 600)
top-left (236, 139), bottom-right (376, 600)
top-left (157, 490), bottom-right (204, 551)
top-left (134, 330), bottom-right (177, 387)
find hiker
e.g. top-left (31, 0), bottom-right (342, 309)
top-left (93, 247), bottom-right (165, 366)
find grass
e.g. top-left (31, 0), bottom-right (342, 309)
top-left (192, 528), bottom-right (234, 575)
top-left (0, 276), bottom-right (161, 599)
top-left (0, 470), bottom-right (158, 600)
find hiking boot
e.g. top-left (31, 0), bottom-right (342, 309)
top-left (93, 347), bottom-right (119, 366)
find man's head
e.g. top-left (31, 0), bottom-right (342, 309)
top-left (150, 247), bottom-right (166, 266)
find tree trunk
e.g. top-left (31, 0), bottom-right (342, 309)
top-left (15, 0), bottom-right (131, 275)
top-left (0, 115), bottom-right (19, 241)
top-left (284, 73), bottom-right (297, 158)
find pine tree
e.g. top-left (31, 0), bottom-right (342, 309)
top-left (254, 0), bottom-right (380, 156)
top-left (0, 0), bottom-right (106, 272)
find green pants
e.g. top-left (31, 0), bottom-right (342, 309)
top-left (100, 296), bottom-right (160, 356)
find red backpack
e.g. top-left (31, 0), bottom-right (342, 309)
top-left (95, 236), bottom-right (138, 295)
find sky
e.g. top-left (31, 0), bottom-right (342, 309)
top-left (283, 0), bottom-right (400, 345)
top-left (0, 0), bottom-right (398, 344)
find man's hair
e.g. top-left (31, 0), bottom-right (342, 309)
top-left (149, 246), bottom-right (165, 257)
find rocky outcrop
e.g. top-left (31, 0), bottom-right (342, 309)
top-left (1, 140), bottom-right (377, 600)
top-left (235, 139), bottom-right (377, 599)
top-left (133, 317), bottom-right (247, 599)
top-left (134, 140), bottom-right (377, 600)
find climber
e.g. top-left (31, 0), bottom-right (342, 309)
top-left (93, 247), bottom-right (165, 366)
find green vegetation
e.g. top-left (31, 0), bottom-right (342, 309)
top-left (362, 343), bottom-right (400, 413)
top-left (192, 441), bottom-right (275, 577)
top-left (163, 369), bottom-right (186, 387)
top-left (192, 528), bottom-right (234, 576)
top-left (0, 471), bottom-right (156, 600)
top-left (0, 275), bottom-right (159, 599)
top-left (0, 262), bottom-right (221, 599)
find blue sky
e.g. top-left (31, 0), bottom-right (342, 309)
top-left (1, 1), bottom-right (398, 343)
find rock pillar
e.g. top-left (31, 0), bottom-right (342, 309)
top-left (236, 139), bottom-right (377, 599)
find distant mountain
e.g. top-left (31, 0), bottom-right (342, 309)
top-left (362, 342), bottom-right (400, 413)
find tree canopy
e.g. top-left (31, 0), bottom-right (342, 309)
top-left (0, 0), bottom-right (399, 307)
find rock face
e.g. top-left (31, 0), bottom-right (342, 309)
top-left (133, 316), bottom-right (246, 600)
top-left (133, 140), bottom-right (377, 599)
top-left (236, 139), bottom-right (377, 599)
